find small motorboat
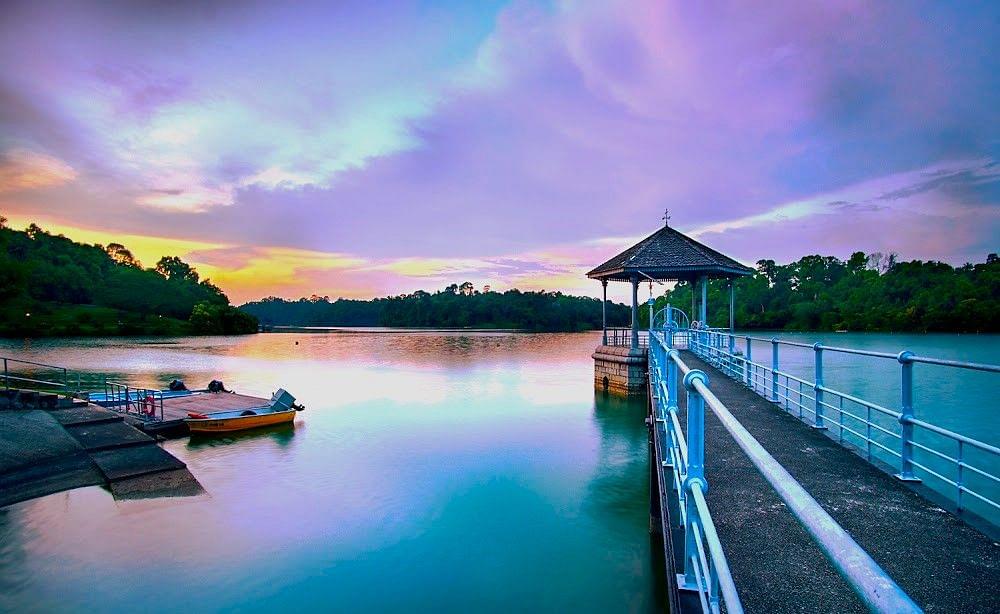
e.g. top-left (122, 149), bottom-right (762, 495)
top-left (185, 389), bottom-right (303, 434)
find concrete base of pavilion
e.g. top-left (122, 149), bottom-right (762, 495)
top-left (593, 345), bottom-right (648, 396)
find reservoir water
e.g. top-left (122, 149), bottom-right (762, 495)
top-left (0, 330), bottom-right (996, 611)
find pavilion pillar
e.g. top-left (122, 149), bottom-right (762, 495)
top-left (601, 279), bottom-right (608, 345)
top-left (729, 280), bottom-right (735, 331)
top-left (630, 275), bottom-right (639, 349)
top-left (699, 275), bottom-right (708, 324)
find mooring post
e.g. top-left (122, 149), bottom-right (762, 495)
top-left (681, 369), bottom-right (709, 590)
top-left (813, 343), bottom-right (827, 429)
top-left (896, 351), bottom-right (920, 482)
top-left (770, 338), bottom-right (779, 402)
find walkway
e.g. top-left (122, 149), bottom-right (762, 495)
top-left (673, 351), bottom-right (999, 613)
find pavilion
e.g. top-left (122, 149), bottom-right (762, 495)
top-left (587, 218), bottom-right (752, 395)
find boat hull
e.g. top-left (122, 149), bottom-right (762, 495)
top-left (186, 409), bottom-right (296, 433)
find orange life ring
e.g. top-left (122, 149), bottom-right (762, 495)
top-left (142, 395), bottom-right (156, 417)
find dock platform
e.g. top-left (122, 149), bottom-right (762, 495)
top-left (158, 391), bottom-right (270, 422)
top-left (655, 351), bottom-right (1000, 612)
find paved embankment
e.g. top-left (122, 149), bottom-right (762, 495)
top-left (1, 403), bottom-right (201, 507)
top-left (676, 351), bottom-right (1000, 613)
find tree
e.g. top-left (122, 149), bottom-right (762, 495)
top-left (105, 243), bottom-right (142, 268)
top-left (155, 256), bottom-right (199, 283)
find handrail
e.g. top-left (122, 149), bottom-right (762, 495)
top-left (685, 330), bottom-right (1000, 520)
top-left (677, 351), bottom-right (920, 612)
top-left (649, 331), bottom-right (921, 612)
top-left (103, 380), bottom-right (164, 422)
top-left (2, 355), bottom-right (82, 395)
top-left (648, 332), bottom-right (742, 613)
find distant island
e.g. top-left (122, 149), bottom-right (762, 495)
top-left (0, 219), bottom-right (257, 337)
top-left (245, 253), bottom-right (999, 334)
top-left (242, 285), bottom-right (632, 332)
top-left (3, 217), bottom-right (996, 337)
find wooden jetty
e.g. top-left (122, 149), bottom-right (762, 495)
top-left (88, 383), bottom-right (287, 438)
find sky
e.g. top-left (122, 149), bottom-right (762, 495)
top-left (0, 0), bottom-right (997, 304)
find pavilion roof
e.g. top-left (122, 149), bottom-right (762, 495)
top-left (586, 225), bottom-right (753, 282)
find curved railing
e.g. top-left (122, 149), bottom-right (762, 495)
top-left (689, 331), bottom-right (1000, 524)
top-left (648, 331), bottom-right (920, 613)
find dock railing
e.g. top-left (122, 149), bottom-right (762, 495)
top-left (685, 330), bottom-right (1000, 523)
top-left (102, 380), bottom-right (164, 422)
top-left (2, 355), bottom-right (84, 396)
top-left (648, 331), bottom-right (921, 613)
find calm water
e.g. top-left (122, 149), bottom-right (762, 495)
top-left (0, 331), bottom-right (997, 611)
top-left (0, 332), bottom-right (660, 613)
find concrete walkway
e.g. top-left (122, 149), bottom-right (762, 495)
top-left (676, 351), bottom-right (1000, 613)
top-left (1, 404), bottom-right (201, 507)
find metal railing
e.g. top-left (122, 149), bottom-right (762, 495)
top-left (648, 331), bottom-right (920, 613)
top-left (687, 330), bottom-right (1000, 523)
top-left (648, 334), bottom-right (741, 613)
top-left (102, 380), bottom-right (164, 421)
top-left (2, 356), bottom-right (82, 395)
top-left (604, 327), bottom-right (649, 348)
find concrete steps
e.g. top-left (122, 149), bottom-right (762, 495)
top-left (1, 401), bottom-right (201, 507)
top-left (1, 388), bottom-right (88, 411)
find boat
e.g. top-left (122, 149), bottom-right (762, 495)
top-left (185, 389), bottom-right (303, 434)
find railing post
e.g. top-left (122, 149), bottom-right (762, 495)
top-left (744, 337), bottom-right (752, 386)
top-left (813, 343), bottom-right (827, 429)
top-left (666, 304), bottom-right (673, 348)
top-left (3, 358), bottom-right (7, 391)
top-left (680, 369), bottom-right (709, 591)
top-left (667, 350), bottom-right (680, 412)
top-left (770, 338), bottom-right (779, 402)
top-left (896, 351), bottom-right (920, 482)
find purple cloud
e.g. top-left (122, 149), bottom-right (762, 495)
top-left (0, 0), bottom-right (997, 300)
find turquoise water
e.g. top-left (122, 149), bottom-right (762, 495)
top-left (0, 332), bottom-right (660, 612)
top-left (0, 331), bottom-right (996, 611)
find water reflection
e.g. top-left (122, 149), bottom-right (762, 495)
top-left (186, 422), bottom-right (297, 450)
top-left (0, 331), bottom-right (655, 611)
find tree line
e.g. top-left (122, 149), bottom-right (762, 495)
top-left (652, 252), bottom-right (999, 333)
top-left (0, 218), bottom-right (257, 337)
top-left (241, 286), bottom-right (633, 332)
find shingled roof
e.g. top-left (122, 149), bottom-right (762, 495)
top-left (587, 225), bottom-right (753, 282)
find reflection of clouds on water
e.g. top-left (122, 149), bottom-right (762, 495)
top-left (0, 330), bottom-right (666, 611)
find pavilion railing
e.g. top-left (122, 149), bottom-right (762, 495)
top-left (604, 327), bottom-right (649, 348)
top-left (686, 330), bottom-right (1000, 525)
top-left (649, 331), bottom-right (920, 613)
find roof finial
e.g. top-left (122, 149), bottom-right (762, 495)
top-left (662, 208), bottom-right (671, 227)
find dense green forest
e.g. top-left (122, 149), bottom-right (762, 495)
top-left (242, 285), bottom-right (632, 332)
top-left (0, 217), bottom-right (257, 337)
top-left (650, 252), bottom-right (999, 333)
